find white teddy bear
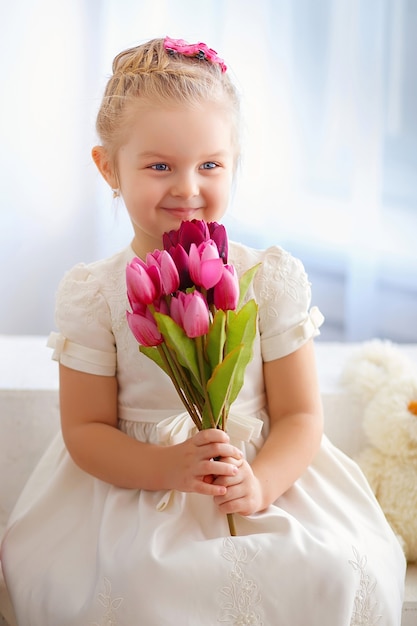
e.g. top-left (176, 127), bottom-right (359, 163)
top-left (342, 339), bottom-right (417, 562)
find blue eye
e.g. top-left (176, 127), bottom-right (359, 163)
top-left (151, 163), bottom-right (169, 171)
top-left (201, 162), bottom-right (217, 170)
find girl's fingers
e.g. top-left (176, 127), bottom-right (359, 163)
top-left (198, 482), bottom-right (228, 497)
top-left (194, 428), bottom-right (230, 445)
top-left (217, 455), bottom-right (242, 467)
top-left (207, 443), bottom-right (243, 462)
top-left (193, 429), bottom-right (243, 461)
top-left (202, 458), bottom-right (240, 477)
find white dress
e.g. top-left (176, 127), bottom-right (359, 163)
top-left (1, 242), bottom-right (406, 626)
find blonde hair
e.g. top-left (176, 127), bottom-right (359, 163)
top-left (95, 38), bottom-right (241, 168)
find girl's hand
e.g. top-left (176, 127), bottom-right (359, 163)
top-left (212, 457), bottom-right (263, 516)
top-left (168, 429), bottom-right (243, 496)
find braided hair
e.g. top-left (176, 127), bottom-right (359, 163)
top-left (95, 38), bottom-right (240, 169)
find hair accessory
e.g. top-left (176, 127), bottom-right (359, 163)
top-left (163, 36), bottom-right (227, 73)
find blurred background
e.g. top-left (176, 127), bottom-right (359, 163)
top-left (1, 0), bottom-right (416, 342)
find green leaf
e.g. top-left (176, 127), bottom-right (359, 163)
top-left (238, 263), bottom-right (261, 309)
top-left (223, 300), bottom-right (258, 407)
top-left (202, 401), bottom-right (216, 430)
top-left (206, 345), bottom-right (245, 427)
top-left (225, 341), bottom-right (253, 409)
top-left (206, 309), bottom-right (226, 372)
top-left (154, 313), bottom-right (201, 390)
top-left (225, 299), bottom-right (258, 356)
top-left (139, 345), bottom-right (169, 375)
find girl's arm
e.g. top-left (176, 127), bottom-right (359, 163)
top-left (214, 339), bottom-right (324, 514)
top-left (252, 339), bottom-right (324, 505)
top-left (59, 364), bottom-right (241, 495)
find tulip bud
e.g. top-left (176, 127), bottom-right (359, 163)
top-left (170, 291), bottom-right (209, 338)
top-left (208, 222), bottom-right (228, 263)
top-left (126, 258), bottom-right (161, 307)
top-left (179, 220), bottom-right (210, 251)
top-left (162, 229), bottom-right (179, 250)
top-left (146, 249), bottom-right (180, 295)
top-left (126, 309), bottom-right (163, 347)
top-left (189, 241), bottom-right (223, 290)
top-left (213, 264), bottom-right (240, 311)
top-left (163, 219), bottom-right (210, 253)
top-left (165, 244), bottom-right (192, 290)
top-left (182, 291), bottom-right (210, 338)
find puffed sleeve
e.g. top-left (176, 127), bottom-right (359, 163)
top-left (47, 264), bottom-right (117, 376)
top-left (254, 246), bottom-right (324, 361)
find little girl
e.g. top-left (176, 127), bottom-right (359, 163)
top-left (1, 37), bottom-right (405, 625)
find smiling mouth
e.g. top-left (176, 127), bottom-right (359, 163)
top-left (164, 207), bottom-right (200, 218)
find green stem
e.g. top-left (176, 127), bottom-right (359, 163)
top-left (220, 311), bottom-right (232, 432)
top-left (157, 344), bottom-right (202, 430)
top-left (227, 513), bottom-right (237, 536)
top-left (169, 347), bottom-right (205, 416)
top-left (195, 335), bottom-right (216, 429)
top-left (221, 406), bottom-right (228, 432)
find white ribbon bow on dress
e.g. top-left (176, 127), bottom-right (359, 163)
top-left (155, 411), bottom-right (264, 511)
top-left (156, 412), bottom-right (263, 446)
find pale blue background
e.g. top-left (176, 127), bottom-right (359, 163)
top-left (1, 0), bottom-right (416, 342)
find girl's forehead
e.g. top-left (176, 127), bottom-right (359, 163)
top-left (126, 97), bottom-right (232, 119)
top-left (116, 98), bottom-right (240, 165)
top-left (123, 100), bottom-right (235, 144)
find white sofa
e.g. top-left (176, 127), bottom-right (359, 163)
top-left (0, 335), bottom-right (416, 625)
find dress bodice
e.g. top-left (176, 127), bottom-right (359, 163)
top-left (48, 241), bottom-right (323, 424)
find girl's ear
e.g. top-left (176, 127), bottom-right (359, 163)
top-left (91, 146), bottom-right (119, 189)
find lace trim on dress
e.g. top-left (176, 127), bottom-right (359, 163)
top-left (255, 247), bottom-right (309, 312)
top-left (349, 547), bottom-right (382, 625)
top-left (89, 578), bottom-right (124, 626)
top-left (218, 537), bottom-right (263, 625)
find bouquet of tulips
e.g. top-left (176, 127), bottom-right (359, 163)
top-left (126, 220), bottom-right (260, 535)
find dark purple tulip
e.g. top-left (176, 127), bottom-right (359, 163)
top-left (166, 244), bottom-right (193, 290)
top-left (162, 220), bottom-right (229, 290)
top-left (163, 220), bottom-right (210, 253)
top-left (208, 222), bottom-right (228, 263)
top-left (162, 229), bottom-right (179, 250)
top-left (179, 220), bottom-right (210, 251)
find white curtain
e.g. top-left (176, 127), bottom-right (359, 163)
top-left (1, 0), bottom-right (416, 342)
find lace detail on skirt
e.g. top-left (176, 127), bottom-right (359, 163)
top-left (349, 547), bottom-right (381, 625)
top-left (89, 578), bottom-right (124, 626)
top-left (218, 537), bottom-right (263, 625)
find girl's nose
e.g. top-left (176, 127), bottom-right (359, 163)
top-left (171, 171), bottom-right (199, 199)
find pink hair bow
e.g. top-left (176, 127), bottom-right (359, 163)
top-left (163, 36), bottom-right (227, 73)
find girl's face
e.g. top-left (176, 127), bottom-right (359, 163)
top-left (115, 101), bottom-right (236, 259)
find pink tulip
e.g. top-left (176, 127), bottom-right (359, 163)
top-left (213, 264), bottom-right (240, 311)
top-left (189, 241), bottom-right (224, 290)
top-left (170, 291), bottom-right (209, 338)
top-left (126, 309), bottom-right (163, 347)
top-left (146, 249), bottom-right (180, 295)
top-left (126, 258), bottom-right (161, 308)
